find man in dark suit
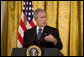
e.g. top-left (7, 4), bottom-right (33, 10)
top-left (23, 9), bottom-right (63, 50)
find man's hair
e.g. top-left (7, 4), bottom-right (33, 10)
top-left (33, 8), bottom-right (46, 19)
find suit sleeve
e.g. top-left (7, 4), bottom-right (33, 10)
top-left (23, 31), bottom-right (27, 48)
top-left (53, 29), bottom-right (63, 50)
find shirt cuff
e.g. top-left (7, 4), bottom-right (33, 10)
top-left (54, 41), bottom-right (57, 45)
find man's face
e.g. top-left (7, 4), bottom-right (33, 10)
top-left (35, 12), bottom-right (47, 27)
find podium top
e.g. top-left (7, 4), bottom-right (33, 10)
top-left (11, 48), bottom-right (64, 56)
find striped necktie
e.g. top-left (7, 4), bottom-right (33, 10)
top-left (37, 28), bottom-right (42, 40)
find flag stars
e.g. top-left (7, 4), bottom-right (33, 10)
top-left (28, 17), bottom-right (31, 20)
top-left (29, 7), bottom-right (32, 10)
top-left (32, 12), bottom-right (34, 15)
top-left (26, 7), bottom-right (28, 10)
top-left (29, 2), bottom-right (31, 5)
top-left (23, 7), bottom-right (25, 10)
top-left (24, 2), bottom-right (25, 5)
top-left (28, 12), bottom-right (31, 15)
top-left (26, 12), bottom-right (27, 15)
top-left (27, 2), bottom-right (28, 5)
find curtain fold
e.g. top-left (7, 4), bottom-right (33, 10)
top-left (1, 1), bottom-right (83, 56)
top-left (70, 1), bottom-right (79, 56)
top-left (70, 1), bottom-right (83, 56)
top-left (7, 1), bottom-right (23, 56)
top-left (58, 1), bottom-right (70, 56)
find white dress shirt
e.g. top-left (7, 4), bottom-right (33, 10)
top-left (36, 26), bottom-right (44, 35)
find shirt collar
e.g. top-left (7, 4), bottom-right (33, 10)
top-left (36, 26), bottom-right (44, 31)
top-left (36, 25), bottom-right (44, 34)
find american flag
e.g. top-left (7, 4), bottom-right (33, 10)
top-left (17, 1), bottom-right (36, 48)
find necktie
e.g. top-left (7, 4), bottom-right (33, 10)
top-left (37, 28), bottom-right (42, 40)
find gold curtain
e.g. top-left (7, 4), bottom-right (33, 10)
top-left (70, 1), bottom-right (83, 56)
top-left (1, 1), bottom-right (83, 56)
top-left (7, 1), bottom-right (23, 56)
top-left (58, 1), bottom-right (70, 56)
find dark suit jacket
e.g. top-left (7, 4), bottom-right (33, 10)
top-left (23, 25), bottom-right (63, 50)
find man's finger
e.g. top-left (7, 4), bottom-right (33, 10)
top-left (44, 36), bottom-right (50, 41)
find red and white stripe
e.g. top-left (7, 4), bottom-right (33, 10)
top-left (17, 12), bottom-right (36, 48)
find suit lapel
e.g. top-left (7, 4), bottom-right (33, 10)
top-left (40, 25), bottom-right (48, 39)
